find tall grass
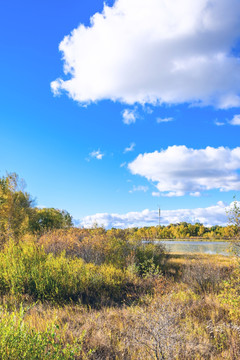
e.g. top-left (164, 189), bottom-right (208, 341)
top-left (0, 240), bottom-right (157, 306)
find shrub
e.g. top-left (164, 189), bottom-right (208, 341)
top-left (134, 242), bottom-right (167, 276)
top-left (218, 267), bottom-right (240, 321)
top-left (182, 261), bottom-right (226, 294)
top-left (124, 297), bottom-right (185, 360)
top-left (38, 229), bottom-right (168, 274)
top-left (0, 306), bottom-right (88, 359)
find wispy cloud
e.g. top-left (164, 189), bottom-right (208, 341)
top-left (156, 117), bottom-right (174, 124)
top-left (152, 190), bottom-right (201, 197)
top-left (143, 106), bottom-right (153, 114)
top-left (122, 109), bottom-right (137, 125)
top-left (214, 120), bottom-right (225, 126)
top-left (161, 191), bottom-right (185, 197)
top-left (89, 149), bottom-right (104, 160)
top-left (129, 185), bottom-right (148, 193)
top-left (190, 191), bottom-right (201, 197)
top-left (124, 142), bottom-right (135, 153)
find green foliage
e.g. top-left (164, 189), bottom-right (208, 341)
top-left (137, 258), bottom-right (162, 278)
top-left (0, 173), bottom-right (33, 242)
top-left (134, 242), bottom-right (166, 276)
top-left (218, 267), bottom-right (240, 321)
top-left (115, 222), bottom-right (237, 241)
top-left (0, 306), bottom-right (88, 359)
top-left (29, 208), bottom-right (73, 235)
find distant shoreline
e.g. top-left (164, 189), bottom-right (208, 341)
top-left (143, 238), bottom-right (233, 242)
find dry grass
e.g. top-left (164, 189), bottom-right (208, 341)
top-left (17, 287), bottom-right (240, 359)
top-left (0, 244), bottom-right (239, 359)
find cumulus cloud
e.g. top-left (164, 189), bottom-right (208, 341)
top-left (124, 142), bottom-right (135, 153)
top-left (156, 117), bottom-right (174, 124)
top-left (80, 201), bottom-right (232, 228)
top-left (89, 149), bottom-right (104, 160)
top-left (52, 0), bottom-right (240, 108)
top-left (229, 114), bottom-right (240, 125)
top-left (128, 146), bottom-right (240, 196)
top-left (122, 109), bottom-right (137, 125)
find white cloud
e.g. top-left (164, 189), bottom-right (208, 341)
top-left (128, 145), bottom-right (240, 196)
top-left (80, 201), bottom-right (233, 228)
top-left (214, 120), bottom-right (225, 126)
top-left (122, 109), bottom-right (137, 125)
top-left (152, 190), bottom-right (201, 197)
top-left (89, 149), bottom-right (104, 160)
top-left (156, 117), bottom-right (174, 124)
top-left (124, 142), bottom-right (135, 153)
top-left (143, 106), bottom-right (153, 114)
top-left (229, 114), bottom-right (240, 125)
top-left (129, 185), bottom-right (148, 193)
top-left (190, 191), bottom-right (201, 197)
top-left (161, 191), bottom-right (185, 197)
top-left (52, 0), bottom-right (240, 109)
top-left (152, 192), bottom-right (160, 197)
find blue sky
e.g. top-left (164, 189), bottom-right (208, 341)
top-left (1, 0), bottom-right (240, 228)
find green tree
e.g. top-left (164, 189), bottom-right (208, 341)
top-left (0, 173), bottom-right (33, 242)
top-left (29, 208), bottom-right (73, 234)
top-left (0, 173), bottom-right (73, 241)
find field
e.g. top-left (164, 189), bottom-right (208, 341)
top-left (0, 229), bottom-right (239, 359)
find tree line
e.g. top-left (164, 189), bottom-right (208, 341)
top-left (0, 172), bottom-right (238, 244)
top-left (127, 222), bottom-right (237, 240)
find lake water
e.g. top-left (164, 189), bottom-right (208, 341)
top-left (158, 240), bottom-right (230, 255)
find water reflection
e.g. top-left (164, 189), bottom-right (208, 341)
top-left (158, 241), bottom-right (230, 255)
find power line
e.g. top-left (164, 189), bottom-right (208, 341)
top-left (158, 206), bottom-right (161, 227)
